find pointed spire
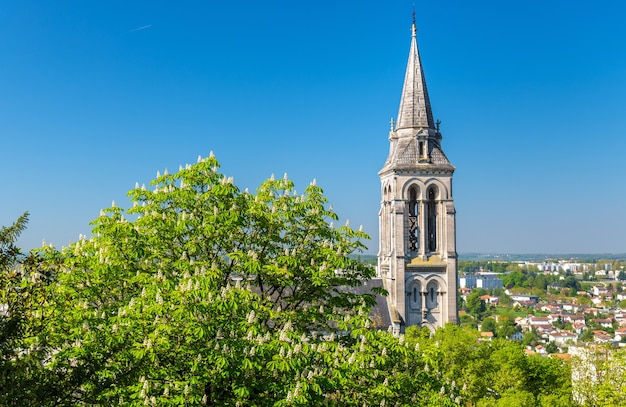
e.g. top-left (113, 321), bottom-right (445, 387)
top-left (396, 21), bottom-right (435, 130)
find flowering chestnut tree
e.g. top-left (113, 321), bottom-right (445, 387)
top-left (7, 154), bottom-right (457, 406)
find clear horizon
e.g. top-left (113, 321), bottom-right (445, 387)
top-left (2, 1), bottom-right (625, 254)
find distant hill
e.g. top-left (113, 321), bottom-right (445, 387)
top-left (458, 253), bottom-right (626, 262)
top-left (354, 253), bottom-right (626, 263)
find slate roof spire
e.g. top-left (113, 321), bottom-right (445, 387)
top-left (396, 21), bottom-right (435, 131)
top-left (380, 20), bottom-right (453, 172)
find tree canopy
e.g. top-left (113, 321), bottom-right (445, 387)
top-left (2, 155), bottom-right (461, 406)
top-left (405, 325), bottom-right (573, 407)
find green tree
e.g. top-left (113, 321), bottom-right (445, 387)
top-left (405, 325), bottom-right (572, 406)
top-left (572, 345), bottom-right (626, 406)
top-left (562, 276), bottom-right (581, 292)
top-left (459, 313), bottom-right (478, 330)
top-left (553, 316), bottom-right (566, 330)
top-left (465, 291), bottom-right (487, 320)
top-left (0, 212), bottom-right (31, 402)
top-left (6, 156), bottom-right (459, 406)
top-left (533, 274), bottom-right (548, 290)
top-left (495, 316), bottom-right (520, 339)
top-left (503, 270), bottom-right (526, 288)
top-left (580, 329), bottom-right (595, 342)
top-left (492, 287), bottom-right (512, 305)
top-left (1, 213), bottom-right (64, 404)
top-left (481, 317), bottom-right (496, 333)
top-left (0, 211), bottom-right (28, 269)
top-left (545, 341), bottom-right (559, 354)
top-left (522, 330), bottom-right (539, 347)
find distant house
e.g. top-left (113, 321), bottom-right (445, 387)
top-left (572, 322), bottom-right (587, 335)
top-left (548, 313), bottom-right (562, 322)
top-left (593, 330), bottom-right (614, 343)
top-left (614, 327), bottom-right (626, 342)
top-left (564, 314), bottom-right (586, 325)
top-left (513, 300), bottom-right (536, 308)
top-left (529, 316), bottom-right (552, 327)
top-left (480, 331), bottom-right (494, 341)
top-left (560, 314), bottom-right (586, 334)
top-left (562, 303), bottom-right (580, 313)
top-left (594, 318), bottom-right (614, 329)
top-left (509, 294), bottom-right (539, 305)
top-left (515, 316), bottom-right (529, 331)
top-left (541, 304), bottom-right (561, 313)
top-left (591, 297), bottom-right (603, 306)
top-left (549, 331), bottom-right (578, 346)
top-left (592, 285), bottom-right (610, 296)
top-left (479, 294), bottom-right (499, 305)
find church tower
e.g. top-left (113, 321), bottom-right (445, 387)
top-left (378, 22), bottom-right (458, 333)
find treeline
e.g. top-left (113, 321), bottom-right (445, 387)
top-left (460, 260), bottom-right (561, 291)
top-left (405, 325), bottom-right (572, 406)
top-left (460, 253), bottom-right (626, 262)
top-left (459, 260), bottom-right (522, 274)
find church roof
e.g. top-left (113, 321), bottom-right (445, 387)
top-left (384, 137), bottom-right (454, 171)
top-left (340, 278), bottom-right (392, 329)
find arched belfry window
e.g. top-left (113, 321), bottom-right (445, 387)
top-left (427, 187), bottom-right (437, 252)
top-left (408, 186), bottom-right (419, 251)
top-left (408, 186), bottom-right (418, 216)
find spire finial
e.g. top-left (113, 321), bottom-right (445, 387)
top-left (411, 4), bottom-right (417, 37)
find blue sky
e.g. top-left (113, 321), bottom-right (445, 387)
top-left (1, 1), bottom-right (625, 255)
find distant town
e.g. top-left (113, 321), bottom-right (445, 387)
top-left (457, 255), bottom-right (626, 349)
top-left (357, 252), bottom-right (626, 349)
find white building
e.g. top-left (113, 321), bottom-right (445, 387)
top-left (549, 331), bottom-right (578, 346)
top-left (459, 273), bottom-right (503, 290)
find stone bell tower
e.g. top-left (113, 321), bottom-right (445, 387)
top-left (378, 22), bottom-right (458, 333)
